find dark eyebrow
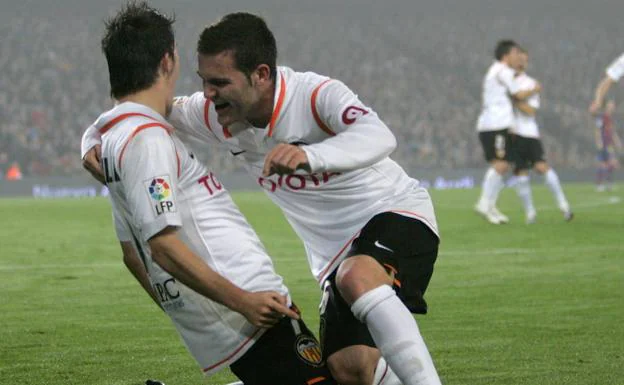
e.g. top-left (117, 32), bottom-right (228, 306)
top-left (196, 72), bottom-right (231, 86)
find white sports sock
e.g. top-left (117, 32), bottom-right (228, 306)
top-left (544, 169), bottom-right (569, 211)
top-left (373, 357), bottom-right (401, 385)
top-left (514, 175), bottom-right (535, 215)
top-left (489, 171), bottom-right (505, 206)
top-left (351, 285), bottom-right (441, 385)
top-left (478, 167), bottom-right (501, 209)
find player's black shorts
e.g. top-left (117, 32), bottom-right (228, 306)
top-left (479, 129), bottom-right (512, 162)
top-left (512, 135), bottom-right (545, 171)
top-left (230, 309), bottom-right (336, 385)
top-left (319, 212), bottom-right (439, 358)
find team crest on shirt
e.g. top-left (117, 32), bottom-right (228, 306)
top-left (145, 175), bottom-right (176, 215)
top-left (294, 335), bottom-right (323, 367)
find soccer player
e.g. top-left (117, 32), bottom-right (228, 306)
top-left (84, 12), bottom-right (442, 385)
top-left (91, 4), bottom-right (335, 385)
top-left (509, 49), bottom-right (573, 223)
top-left (593, 100), bottom-right (622, 191)
top-left (474, 40), bottom-right (541, 224)
top-left (589, 52), bottom-right (624, 114)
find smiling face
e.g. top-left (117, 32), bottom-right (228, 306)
top-left (197, 50), bottom-right (261, 127)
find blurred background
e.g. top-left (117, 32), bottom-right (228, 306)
top-left (1, 0), bottom-right (623, 182)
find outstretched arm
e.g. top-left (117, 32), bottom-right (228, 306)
top-left (589, 76), bottom-right (616, 114)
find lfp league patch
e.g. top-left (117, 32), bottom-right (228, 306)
top-left (145, 175), bottom-right (176, 216)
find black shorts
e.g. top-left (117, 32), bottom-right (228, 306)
top-left (319, 212), bottom-right (439, 358)
top-left (230, 310), bottom-right (336, 385)
top-left (512, 135), bottom-right (545, 171)
top-left (479, 129), bottom-right (512, 162)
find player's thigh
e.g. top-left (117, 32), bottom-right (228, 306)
top-left (479, 129), bottom-right (512, 163)
top-left (512, 135), bottom-right (532, 172)
top-left (319, 213), bottom-right (439, 359)
top-left (230, 314), bottom-right (335, 385)
top-left (347, 212), bottom-right (439, 314)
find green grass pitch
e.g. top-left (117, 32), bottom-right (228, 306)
top-left (1, 184), bottom-right (622, 384)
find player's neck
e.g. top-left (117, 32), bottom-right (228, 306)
top-left (118, 87), bottom-right (168, 118)
top-left (247, 79), bottom-right (276, 128)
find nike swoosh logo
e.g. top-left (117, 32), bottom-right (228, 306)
top-left (374, 240), bottom-right (393, 253)
top-left (230, 150), bottom-right (246, 156)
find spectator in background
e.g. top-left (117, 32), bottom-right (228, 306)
top-left (5, 161), bottom-right (23, 181)
top-left (593, 100), bottom-right (622, 191)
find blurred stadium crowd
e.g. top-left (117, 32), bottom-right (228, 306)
top-left (1, 0), bottom-right (622, 177)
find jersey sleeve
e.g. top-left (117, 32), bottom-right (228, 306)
top-left (497, 67), bottom-right (522, 95)
top-left (110, 198), bottom-right (132, 242)
top-left (606, 53), bottom-right (624, 82)
top-left (302, 80), bottom-right (397, 173)
top-left (525, 77), bottom-right (540, 109)
top-left (119, 127), bottom-right (182, 242)
top-left (169, 92), bottom-right (221, 145)
top-left (81, 124), bottom-right (102, 159)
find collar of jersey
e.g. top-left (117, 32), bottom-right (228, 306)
top-left (95, 102), bottom-right (174, 134)
top-left (265, 68), bottom-right (287, 138)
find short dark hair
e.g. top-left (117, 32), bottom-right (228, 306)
top-left (102, 1), bottom-right (175, 99)
top-left (197, 12), bottom-right (277, 80)
top-left (494, 40), bottom-right (518, 61)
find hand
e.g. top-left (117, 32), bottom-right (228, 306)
top-left (262, 143), bottom-right (311, 177)
top-left (237, 291), bottom-right (300, 328)
top-left (589, 99), bottom-right (602, 115)
top-left (533, 82), bottom-right (542, 93)
top-left (82, 145), bottom-right (105, 185)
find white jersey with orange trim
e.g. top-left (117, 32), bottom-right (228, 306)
top-left (606, 52), bottom-right (624, 82)
top-left (511, 72), bottom-right (540, 138)
top-left (93, 102), bottom-right (289, 375)
top-left (82, 67), bottom-right (438, 285)
top-left (167, 66), bottom-right (438, 284)
top-left (477, 61), bottom-right (521, 132)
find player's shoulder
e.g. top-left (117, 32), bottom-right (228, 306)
top-left (96, 104), bottom-right (172, 145)
top-left (173, 91), bottom-right (206, 108)
top-left (518, 72), bottom-right (536, 85)
top-left (281, 66), bottom-right (331, 92)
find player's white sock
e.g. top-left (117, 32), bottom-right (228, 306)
top-left (489, 170), bottom-right (505, 206)
top-left (478, 167), bottom-right (500, 209)
top-left (373, 357), bottom-right (402, 385)
top-left (544, 169), bottom-right (569, 212)
top-left (351, 285), bottom-right (441, 385)
top-left (514, 175), bottom-right (535, 218)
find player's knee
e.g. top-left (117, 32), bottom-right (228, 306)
top-left (534, 162), bottom-right (549, 174)
top-left (336, 256), bottom-right (391, 305)
top-left (327, 347), bottom-right (379, 385)
top-left (492, 160), bottom-right (509, 174)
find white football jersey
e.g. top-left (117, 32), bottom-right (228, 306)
top-left (93, 102), bottom-right (289, 375)
top-left (606, 53), bottom-right (624, 82)
top-left (167, 66), bottom-right (438, 284)
top-left (477, 61), bottom-right (521, 132)
top-left (511, 72), bottom-right (540, 138)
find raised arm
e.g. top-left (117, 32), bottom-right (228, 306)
top-left (590, 76), bottom-right (616, 114)
top-left (590, 53), bottom-right (624, 113)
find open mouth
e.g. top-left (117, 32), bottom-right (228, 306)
top-left (214, 101), bottom-right (231, 112)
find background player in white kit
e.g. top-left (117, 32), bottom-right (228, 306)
top-left (509, 48), bottom-right (573, 223)
top-left (90, 4), bottom-right (335, 385)
top-left (84, 11), bottom-right (442, 385)
top-left (475, 40), bottom-right (541, 224)
top-left (590, 52), bottom-right (624, 114)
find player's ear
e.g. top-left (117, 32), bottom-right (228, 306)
top-left (253, 64), bottom-right (271, 85)
top-left (160, 52), bottom-right (175, 78)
